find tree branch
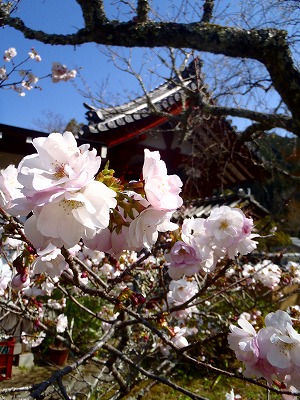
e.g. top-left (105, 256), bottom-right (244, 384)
top-left (201, 0), bottom-right (214, 23)
top-left (2, 9), bottom-right (300, 132)
top-left (196, 101), bottom-right (294, 133)
top-left (103, 343), bottom-right (209, 400)
top-left (30, 320), bottom-right (121, 399)
top-left (75, 0), bottom-right (108, 26)
top-left (136, 0), bottom-right (150, 23)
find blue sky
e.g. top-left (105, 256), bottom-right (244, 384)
top-left (0, 0), bottom-right (166, 130)
top-left (0, 1), bottom-right (285, 135)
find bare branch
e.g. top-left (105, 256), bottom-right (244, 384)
top-left (103, 343), bottom-right (209, 400)
top-left (30, 320), bottom-right (121, 399)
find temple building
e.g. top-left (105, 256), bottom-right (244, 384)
top-left (79, 58), bottom-right (265, 198)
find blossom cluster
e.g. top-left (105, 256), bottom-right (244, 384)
top-left (51, 62), bottom-right (77, 83)
top-left (228, 310), bottom-right (300, 391)
top-left (0, 132), bottom-right (185, 289)
top-left (242, 259), bottom-right (282, 289)
top-left (0, 47), bottom-right (76, 95)
top-left (166, 206), bottom-right (258, 279)
top-left (2, 129), bottom-right (292, 399)
top-left (84, 148), bottom-right (182, 254)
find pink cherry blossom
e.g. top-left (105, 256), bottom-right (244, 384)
top-left (166, 278), bottom-right (198, 320)
top-left (0, 67), bottom-right (7, 80)
top-left (21, 331), bottom-right (46, 347)
top-left (17, 131), bottom-right (101, 208)
top-left (204, 206), bottom-right (258, 258)
top-left (205, 206), bottom-right (244, 245)
top-left (262, 310), bottom-right (300, 369)
top-left (25, 180), bottom-right (116, 248)
top-left (229, 310), bottom-right (300, 387)
top-left (143, 149), bottom-right (183, 211)
top-left (28, 48), bottom-right (41, 62)
top-left (166, 241), bottom-right (203, 280)
top-left (11, 272), bottom-right (30, 290)
top-left (228, 318), bottom-right (259, 364)
top-left (171, 326), bottom-right (190, 348)
top-left (52, 62), bottom-right (77, 82)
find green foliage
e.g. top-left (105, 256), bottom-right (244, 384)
top-left (255, 215), bottom-right (292, 252)
top-left (64, 296), bottom-right (104, 349)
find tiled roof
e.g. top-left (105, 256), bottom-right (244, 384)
top-left (80, 58), bottom-right (206, 136)
top-left (174, 189), bottom-right (269, 221)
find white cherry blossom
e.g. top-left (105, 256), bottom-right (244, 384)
top-left (3, 47), bottom-right (17, 61)
top-left (0, 259), bottom-right (12, 296)
top-left (0, 164), bottom-right (24, 211)
top-left (127, 207), bottom-right (178, 251)
top-left (56, 314), bottom-right (68, 333)
top-left (33, 246), bottom-right (69, 278)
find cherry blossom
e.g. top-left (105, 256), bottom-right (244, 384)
top-left (166, 241), bottom-right (203, 279)
top-left (52, 62), bottom-right (77, 82)
top-left (32, 180), bottom-right (116, 247)
top-left (3, 47), bottom-right (17, 61)
top-left (21, 331), bottom-right (46, 347)
top-left (286, 261), bottom-right (300, 284)
top-left (171, 326), bottom-right (190, 348)
top-left (15, 132), bottom-right (117, 247)
top-left (254, 260), bottom-right (282, 289)
top-left (225, 389), bottom-right (241, 400)
top-left (205, 206), bottom-right (244, 244)
top-left (127, 207), bottom-right (178, 251)
top-left (0, 67), bottom-right (7, 80)
top-left (261, 310), bottom-right (300, 369)
top-left (0, 259), bottom-right (12, 296)
top-left (204, 206), bottom-right (259, 258)
top-left (11, 272), bottom-right (30, 291)
top-left (228, 317), bottom-right (258, 365)
top-left (0, 164), bottom-right (24, 211)
top-left (33, 246), bottom-right (69, 278)
top-left (28, 48), bottom-right (41, 62)
top-left (17, 131), bottom-right (101, 207)
top-left (56, 314), bottom-right (68, 333)
top-left (166, 278), bottom-right (198, 320)
top-left (229, 311), bottom-right (300, 389)
top-left (242, 260), bottom-right (282, 289)
top-left (143, 149), bottom-right (183, 211)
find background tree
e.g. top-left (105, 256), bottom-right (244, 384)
top-left (33, 111), bottom-right (83, 135)
top-left (2, 0), bottom-right (300, 139)
top-left (33, 110), bottom-right (69, 133)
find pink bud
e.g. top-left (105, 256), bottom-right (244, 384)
top-left (11, 273), bottom-right (30, 290)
